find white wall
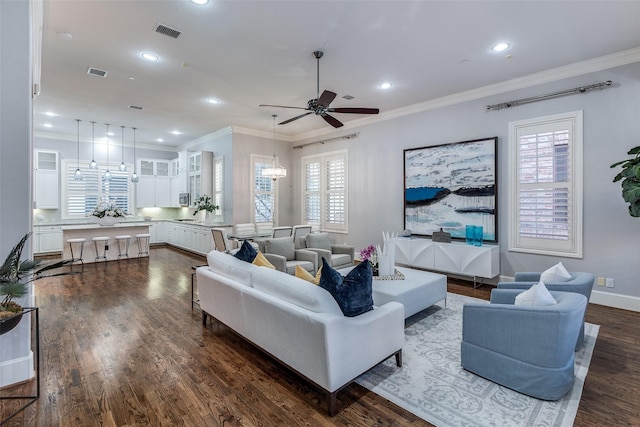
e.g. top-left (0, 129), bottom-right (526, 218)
top-left (291, 62), bottom-right (640, 302)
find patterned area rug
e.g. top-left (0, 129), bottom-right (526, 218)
top-left (356, 293), bottom-right (599, 427)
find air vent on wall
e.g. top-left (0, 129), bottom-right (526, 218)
top-left (87, 67), bottom-right (108, 77)
top-left (128, 105), bottom-right (144, 110)
top-left (342, 95), bottom-right (355, 100)
top-left (155, 23), bottom-right (181, 39)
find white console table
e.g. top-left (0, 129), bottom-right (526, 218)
top-left (395, 237), bottom-right (499, 287)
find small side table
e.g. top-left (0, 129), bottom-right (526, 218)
top-left (191, 265), bottom-right (206, 310)
top-left (0, 307), bottom-right (40, 425)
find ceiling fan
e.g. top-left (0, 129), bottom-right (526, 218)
top-left (259, 51), bottom-right (380, 128)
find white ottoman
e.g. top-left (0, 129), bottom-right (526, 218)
top-left (373, 267), bottom-right (447, 318)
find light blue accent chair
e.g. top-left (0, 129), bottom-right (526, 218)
top-left (497, 272), bottom-right (594, 350)
top-left (461, 289), bottom-right (587, 401)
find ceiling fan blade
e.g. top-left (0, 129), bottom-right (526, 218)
top-left (322, 114), bottom-right (344, 128)
top-left (317, 90), bottom-right (337, 108)
top-left (329, 107), bottom-right (380, 114)
top-left (259, 104), bottom-right (308, 110)
top-left (279, 112), bottom-right (313, 125)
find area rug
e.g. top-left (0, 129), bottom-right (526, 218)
top-left (356, 293), bottom-right (599, 427)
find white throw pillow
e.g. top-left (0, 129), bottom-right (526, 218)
top-left (540, 262), bottom-right (572, 283)
top-left (514, 281), bottom-right (557, 306)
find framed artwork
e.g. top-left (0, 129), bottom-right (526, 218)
top-left (404, 137), bottom-right (498, 243)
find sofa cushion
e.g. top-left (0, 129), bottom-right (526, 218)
top-left (319, 258), bottom-right (374, 317)
top-left (514, 281), bottom-right (557, 306)
top-left (540, 262), bottom-right (571, 283)
top-left (295, 264), bottom-right (322, 285)
top-left (253, 251), bottom-right (275, 269)
top-left (234, 240), bottom-right (257, 263)
top-left (251, 266), bottom-right (343, 315)
top-left (305, 233), bottom-right (332, 251)
top-left (265, 237), bottom-right (295, 261)
top-left (207, 250), bottom-right (255, 285)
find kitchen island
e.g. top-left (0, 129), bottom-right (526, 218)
top-left (61, 223), bottom-right (151, 263)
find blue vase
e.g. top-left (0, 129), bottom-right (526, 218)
top-left (465, 225), bottom-right (474, 245)
top-left (473, 225), bottom-right (483, 246)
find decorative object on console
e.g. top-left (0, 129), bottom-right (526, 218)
top-left (432, 227), bottom-right (451, 243)
top-left (402, 229), bottom-right (412, 237)
top-left (359, 244), bottom-right (378, 275)
top-left (376, 231), bottom-right (398, 277)
top-left (404, 137), bottom-right (497, 243)
top-left (465, 225), bottom-right (483, 246)
top-left (89, 200), bottom-right (127, 226)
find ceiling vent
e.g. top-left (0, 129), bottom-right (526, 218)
top-left (155, 23), bottom-right (181, 39)
top-left (342, 95), bottom-right (355, 100)
top-left (128, 105), bottom-right (144, 111)
top-left (87, 67), bottom-right (108, 77)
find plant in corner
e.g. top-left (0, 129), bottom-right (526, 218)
top-left (192, 194), bottom-right (219, 216)
top-left (0, 232), bottom-right (74, 334)
top-left (611, 146), bottom-right (640, 217)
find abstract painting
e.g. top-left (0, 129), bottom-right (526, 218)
top-left (404, 137), bottom-right (498, 242)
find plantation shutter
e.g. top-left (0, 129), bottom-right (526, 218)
top-left (214, 157), bottom-right (223, 218)
top-left (325, 155), bottom-right (346, 229)
top-left (304, 160), bottom-right (321, 223)
top-left (302, 150), bottom-right (347, 232)
top-left (253, 159), bottom-right (275, 223)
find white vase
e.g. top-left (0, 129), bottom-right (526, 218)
top-left (204, 211), bottom-right (213, 225)
top-left (92, 216), bottom-right (120, 226)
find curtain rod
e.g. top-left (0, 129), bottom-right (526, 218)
top-left (486, 80), bottom-right (613, 111)
top-left (292, 132), bottom-right (359, 149)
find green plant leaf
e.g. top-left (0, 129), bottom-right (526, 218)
top-left (628, 146), bottom-right (640, 155)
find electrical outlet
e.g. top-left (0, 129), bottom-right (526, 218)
top-left (606, 277), bottom-right (615, 288)
top-left (597, 277), bottom-right (605, 286)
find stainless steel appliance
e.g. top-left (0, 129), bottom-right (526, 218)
top-left (179, 193), bottom-right (190, 207)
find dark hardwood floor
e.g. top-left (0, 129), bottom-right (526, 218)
top-left (2, 247), bottom-right (639, 426)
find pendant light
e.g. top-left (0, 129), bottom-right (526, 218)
top-left (89, 121), bottom-right (97, 169)
top-left (119, 125), bottom-right (127, 171)
top-left (130, 127), bottom-right (139, 183)
top-left (103, 123), bottom-right (112, 181)
top-left (73, 119), bottom-right (83, 181)
top-left (262, 114), bottom-right (287, 181)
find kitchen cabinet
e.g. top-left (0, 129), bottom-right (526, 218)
top-left (135, 159), bottom-right (172, 207)
top-left (165, 221), bottom-right (213, 255)
top-left (188, 151), bottom-right (213, 201)
top-left (34, 150), bottom-right (60, 209)
top-left (33, 225), bottom-right (63, 254)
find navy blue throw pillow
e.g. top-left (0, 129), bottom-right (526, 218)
top-left (319, 257), bottom-right (373, 317)
top-left (234, 240), bottom-right (257, 263)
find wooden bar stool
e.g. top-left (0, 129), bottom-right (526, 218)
top-left (115, 235), bottom-right (131, 259)
top-left (92, 236), bottom-right (109, 262)
top-left (67, 238), bottom-right (86, 264)
top-left (136, 233), bottom-right (151, 257)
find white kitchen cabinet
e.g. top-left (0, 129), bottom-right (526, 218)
top-left (34, 150), bottom-right (60, 209)
top-left (33, 226), bottom-right (63, 254)
top-left (165, 222), bottom-right (213, 255)
top-left (135, 160), bottom-right (173, 207)
top-left (188, 151), bottom-right (213, 201)
top-left (395, 237), bottom-right (499, 281)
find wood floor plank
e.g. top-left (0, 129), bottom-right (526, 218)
top-left (2, 247), bottom-right (638, 426)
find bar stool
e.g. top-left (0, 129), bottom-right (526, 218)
top-left (115, 235), bottom-right (131, 259)
top-left (67, 238), bottom-right (86, 264)
top-left (136, 233), bottom-right (151, 257)
top-left (92, 236), bottom-right (109, 262)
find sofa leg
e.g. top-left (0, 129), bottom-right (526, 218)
top-left (395, 349), bottom-right (403, 367)
top-left (327, 391), bottom-right (337, 416)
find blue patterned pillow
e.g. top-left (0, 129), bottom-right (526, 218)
top-left (234, 240), bottom-right (257, 263)
top-left (319, 257), bottom-right (373, 317)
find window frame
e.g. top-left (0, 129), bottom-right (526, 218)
top-left (302, 149), bottom-right (348, 233)
top-left (508, 110), bottom-right (583, 258)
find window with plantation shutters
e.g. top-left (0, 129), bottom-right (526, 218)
top-left (63, 160), bottom-right (133, 218)
top-left (508, 111), bottom-right (583, 258)
top-left (302, 150), bottom-right (348, 232)
top-left (214, 157), bottom-right (223, 218)
top-left (251, 155), bottom-right (277, 224)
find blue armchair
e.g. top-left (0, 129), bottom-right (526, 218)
top-left (498, 272), bottom-right (594, 349)
top-left (461, 289), bottom-right (587, 401)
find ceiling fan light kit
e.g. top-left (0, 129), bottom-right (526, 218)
top-left (260, 50), bottom-right (380, 128)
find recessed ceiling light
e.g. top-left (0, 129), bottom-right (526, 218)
top-left (379, 82), bottom-right (392, 90)
top-left (107, 132), bottom-right (114, 136)
top-left (43, 123), bottom-right (53, 128)
top-left (207, 98), bottom-right (221, 104)
top-left (190, 0), bottom-right (209, 4)
top-left (44, 111), bottom-right (57, 117)
top-left (492, 43), bottom-right (510, 52)
top-left (157, 138), bottom-right (164, 142)
top-left (141, 52), bottom-right (159, 61)
top-left (170, 130), bottom-right (182, 135)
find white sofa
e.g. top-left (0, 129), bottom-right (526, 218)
top-left (196, 250), bottom-right (405, 415)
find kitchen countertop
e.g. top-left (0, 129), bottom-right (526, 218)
top-left (37, 219), bottom-right (232, 228)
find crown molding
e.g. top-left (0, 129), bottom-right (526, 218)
top-left (33, 130), bottom-right (180, 152)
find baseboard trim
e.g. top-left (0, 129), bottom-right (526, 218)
top-left (590, 290), bottom-right (640, 313)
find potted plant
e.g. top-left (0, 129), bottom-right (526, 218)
top-left (610, 146), bottom-right (640, 217)
top-left (193, 194), bottom-right (219, 225)
top-left (89, 199), bottom-right (128, 226)
top-left (0, 232), bottom-right (73, 334)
